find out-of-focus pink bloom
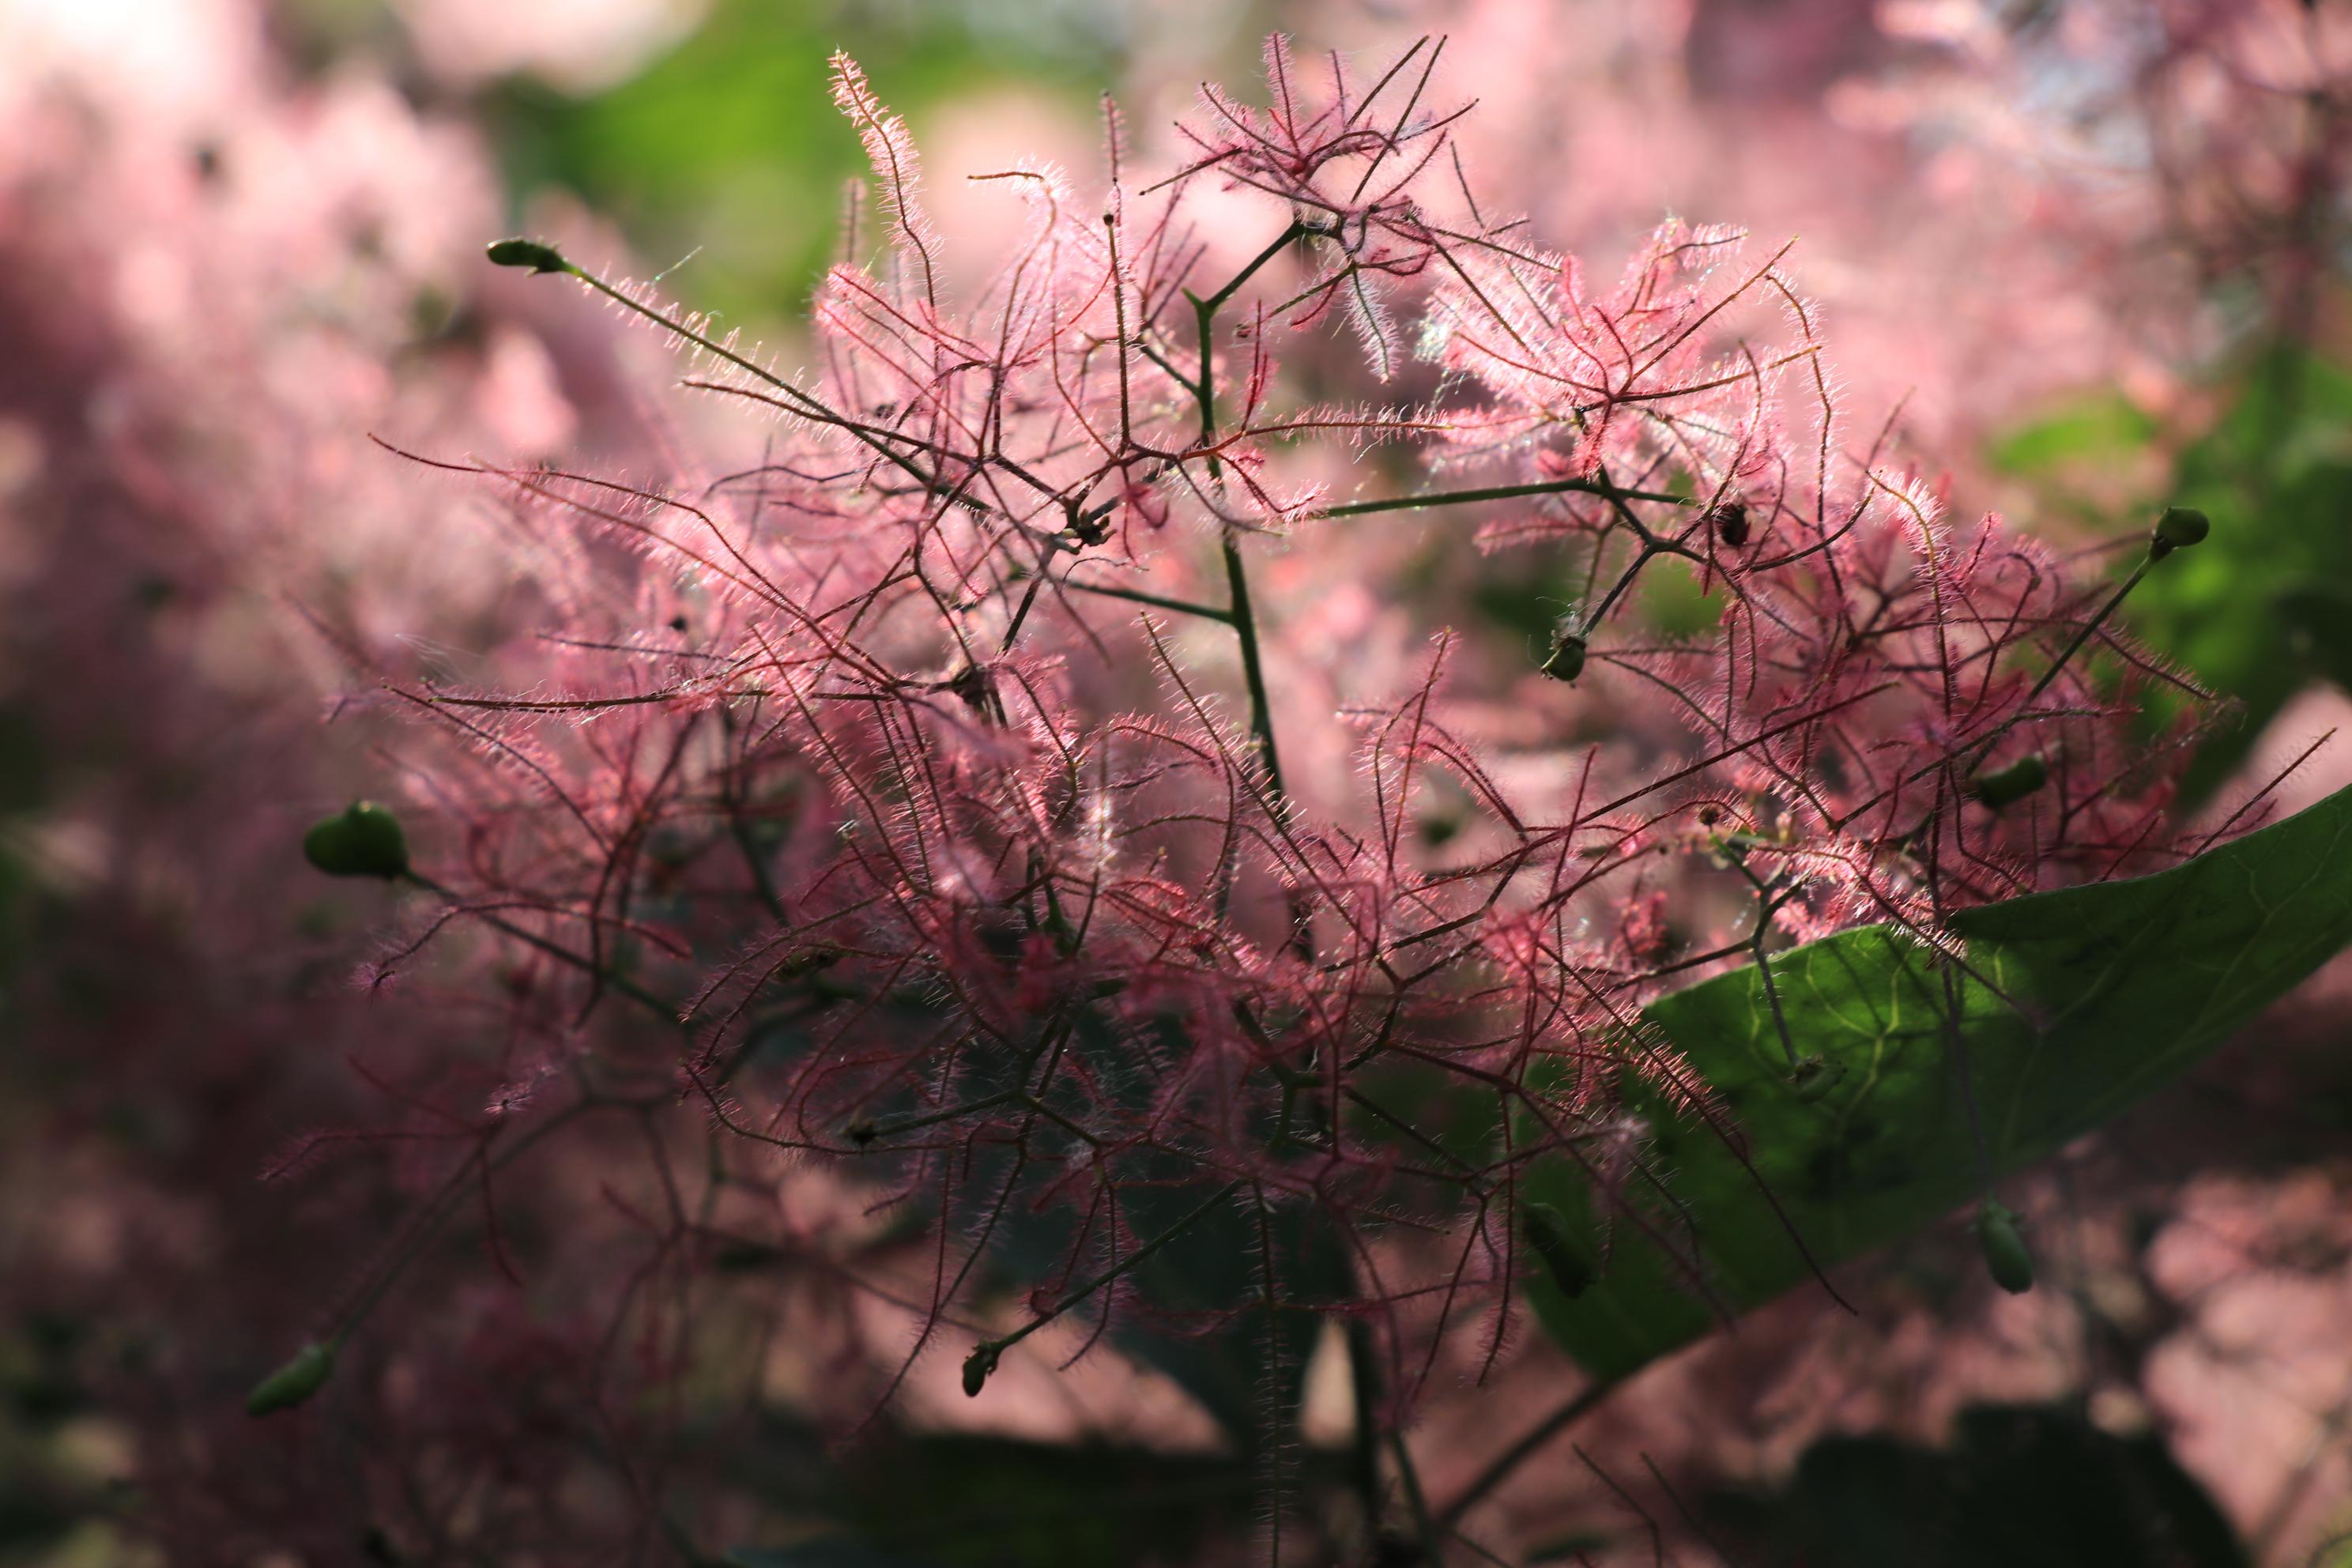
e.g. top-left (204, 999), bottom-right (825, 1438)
top-left (395, 0), bottom-right (710, 93)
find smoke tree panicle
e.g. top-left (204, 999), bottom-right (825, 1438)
top-left (330, 31), bottom-right (2227, 1427)
top-left (7, 24), bottom-right (2265, 1559)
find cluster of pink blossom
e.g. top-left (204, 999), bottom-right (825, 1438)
top-left (9, 4), bottom-right (2324, 1558)
top-left (233, 34), bottom-right (2239, 1555)
top-left (1287, 0), bottom-right (2351, 462)
top-left (1185, 6), bottom-right (2352, 1553)
top-left (0, 1), bottom-right (722, 1554)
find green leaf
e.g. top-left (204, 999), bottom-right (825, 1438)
top-left (1525, 782), bottom-right (2352, 1378)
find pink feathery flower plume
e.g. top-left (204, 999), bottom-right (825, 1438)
top-left (207, 31), bottom-right (2238, 1558)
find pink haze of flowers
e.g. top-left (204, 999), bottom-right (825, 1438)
top-left (1302, 0), bottom-right (2352, 463)
top-left (339, 19), bottom-right (2222, 1470)
top-left (2, 13), bottom-right (2311, 1562)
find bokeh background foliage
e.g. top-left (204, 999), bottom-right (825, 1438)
top-left (5, 0), bottom-right (2352, 1565)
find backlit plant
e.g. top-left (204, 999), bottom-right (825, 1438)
top-left (247, 35), bottom-right (2352, 1565)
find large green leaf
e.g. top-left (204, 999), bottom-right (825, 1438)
top-left (1525, 781), bottom-right (2352, 1377)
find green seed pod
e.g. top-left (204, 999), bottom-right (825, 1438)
top-left (303, 801), bottom-right (409, 880)
top-left (1976, 1199), bottom-right (2034, 1295)
top-left (484, 238), bottom-right (572, 275)
top-left (1518, 1200), bottom-right (1596, 1298)
top-left (1540, 628), bottom-right (1587, 684)
top-left (1967, 754), bottom-right (2048, 811)
top-left (2150, 506), bottom-right (2211, 556)
top-left (1788, 1054), bottom-right (1844, 1102)
top-left (246, 1340), bottom-right (336, 1416)
top-left (962, 1341), bottom-right (1001, 1398)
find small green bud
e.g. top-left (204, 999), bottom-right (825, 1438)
top-left (962, 1341), bottom-right (1001, 1398)
top-left (1976, 1199), bottom-right (2034, 1295)
top-left (1540, 628), bottom-right (1587, 684)
top-left (303, 801), bottom-right (409, 880)
top-left (1788, 1054), bottom-right (1844, 1102)
top-left (1966, 754), bottom-right (2048, 812)
top-left (780, 944), bottom-right (842, 978)
top-left (1519, 1200), bottom-right (1596, 1298)
top-left (2150, 506), bottom-right (2210, 556)
top-left (246, 1340), bottom-right (336, 1416)
top-left (484, 238), bottom-right (571, 275)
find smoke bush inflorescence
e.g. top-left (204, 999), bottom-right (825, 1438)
top-left (46, 28), bottom-right (2261, 1560)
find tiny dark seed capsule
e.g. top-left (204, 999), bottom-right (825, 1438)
top-left (1977, 1199), bottom-right (2034, 1295)
top-left (246, 1341), bottom-right (336, 1416)
top-left (303, 801), bottom-right (409, 880)
top-left (1712, 501), bottom-right (1750, 548)
top-left (1540, 629), bottom-right (1587, 684)
top-left (1697, 805), bottom-right (1722, 827)
top-left (846, 1118), bottom-right (878, 1147)
top-left (668, 615), bottom-right (688, 633)
top-left (948, 663), bottom-right (996, 717)
top-left (484, 238), bottom-right (571, 275)
top-left (962, 1341), bottom-right (1001, 1398)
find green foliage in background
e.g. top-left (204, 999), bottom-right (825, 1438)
top-left (1997, 349), bottom-right (2352, 805)
top-left (481, 0), bottom-right (1125, 322)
